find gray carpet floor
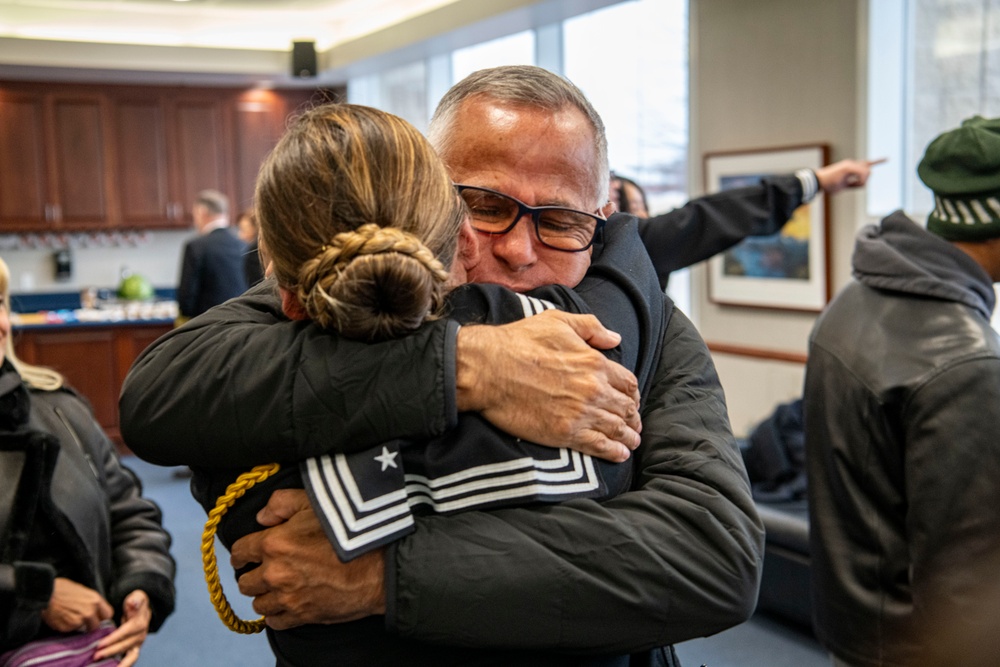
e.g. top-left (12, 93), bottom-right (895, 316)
top-left (124, 455), bottom-right (829, 667)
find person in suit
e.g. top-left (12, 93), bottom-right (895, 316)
top-left (176, 189), bottom-right (248, 320)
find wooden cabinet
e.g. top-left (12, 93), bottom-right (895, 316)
top-left (0, 81), bottom-right (338, 233)
top-left (0, 87), bottom-right (115, 231)
top-left (51, 94), bottom-right (116, 229)
top-left (0, 91), bottom-right (47, 228)
top-left (231, 89), bottom-right (314, 213)
top-left (13, 322), bottom-right (173, 452)
top-left (112, 90), bottom-right (233, 228)
top-left (170, 94), bottom-right (233, 224)
top-left (113, 97), bottom-right (173, 227)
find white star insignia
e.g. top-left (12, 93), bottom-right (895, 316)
top-left (373, 446), bottom-right (399, 472)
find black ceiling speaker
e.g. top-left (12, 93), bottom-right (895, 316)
top-left (292, 40), bottom-right (317, 78)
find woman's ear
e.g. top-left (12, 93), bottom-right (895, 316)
top-left (279, 286), bottom-right (308, 321)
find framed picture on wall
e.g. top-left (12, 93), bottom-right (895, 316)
top-left (704, 144), bottom-right (831, 312)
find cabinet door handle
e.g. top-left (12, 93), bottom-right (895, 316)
top-left (51, 204), bottom-right (61, 222)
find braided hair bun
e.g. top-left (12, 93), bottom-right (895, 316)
top-left (298, 224), bottom-right (450, 341)
top-left (255, 103), bottom-right (465, 342)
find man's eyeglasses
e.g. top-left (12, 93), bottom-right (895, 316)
top-left (455, 184), bottom-right (606, 252)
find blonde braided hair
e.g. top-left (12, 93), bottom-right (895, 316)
top-left (298, 224), bottom-right (451, 341)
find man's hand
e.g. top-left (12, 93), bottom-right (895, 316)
top-left (815, 157), bottom-right (887, 194)
top-left (231, 489), bottom-right (386, 630)
top-left (455, 310), bottom-right (641, 463)
top-left (40, 578), bottom-right (114, 633)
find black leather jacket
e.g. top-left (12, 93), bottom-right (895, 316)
top-left (805, 212), bottom-right (1000, 667)
top-left (0, 364), bottom-right (175, 651)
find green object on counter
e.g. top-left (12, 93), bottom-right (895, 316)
top-left (117, 274), bottom-right (154, 301)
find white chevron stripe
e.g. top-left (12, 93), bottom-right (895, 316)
top-left (304, 457), bottom-right (414, 551)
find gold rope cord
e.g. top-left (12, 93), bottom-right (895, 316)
top-left (201, 463), bottom-right (281, 634)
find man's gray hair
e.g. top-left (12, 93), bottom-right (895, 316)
top-left (195, 189), bottom-right (229, 216)
top-left (428, 65), bottom-right (610, 205)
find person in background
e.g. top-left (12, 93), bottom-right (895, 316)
top-left (0, 257), bottom-right (175, 667)
top-left (176, 189), bottom-right (248, 321)
top-left (610, 172), bottom-right (650, 218)
top-left (613, 159), bottom-right (880, 289)
top-left (236, 209), bottom-right (265, 287)
top-left (805, 115), bottom-right (1000, 667)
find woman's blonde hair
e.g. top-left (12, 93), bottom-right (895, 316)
top-left (0, 257), bottom-right (63, 391)
top-left (256, 103), bottom-right (465, 342)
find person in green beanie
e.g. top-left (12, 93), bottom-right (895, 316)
top-left (804, 115), bottom-right (1000, 667)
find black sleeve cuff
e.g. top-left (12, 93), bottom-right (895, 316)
top-left (109, 572), bottom-right (176, 633)
top-left (13, 562), bottom-right (55, 608)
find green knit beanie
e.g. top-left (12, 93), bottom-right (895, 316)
top-left (917, 115), bottom-right (1000, 242)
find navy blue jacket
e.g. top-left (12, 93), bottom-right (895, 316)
top-left (177, 227), bottom-right (248, 318)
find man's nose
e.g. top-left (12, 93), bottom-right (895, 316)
top-left (492, 213), bottom-right (538, 269)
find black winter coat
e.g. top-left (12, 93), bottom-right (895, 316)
top-left (0, 363), bottom-right (175, 652)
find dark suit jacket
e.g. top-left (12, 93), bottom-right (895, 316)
top-left (177, 227), bottom-right (248, 318)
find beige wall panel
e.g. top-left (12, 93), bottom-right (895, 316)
top-left (690, 0), bottom-right (864, 409)
top-left (711, 353), bottom-right (806, 438)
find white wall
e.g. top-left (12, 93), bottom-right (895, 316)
top-left (690, 0), bottom-right (865, 435)
top-left (2, 231), bottom-right (190, 294)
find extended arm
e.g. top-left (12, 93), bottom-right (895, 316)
top-left (638, 172), bottom-right (808, 285)
top-left (639, 159), bottom-right (877, 287)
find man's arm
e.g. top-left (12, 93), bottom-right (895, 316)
top-left (639, 160), bottom-right (877, 287)
top-left (121, 283), bottom-right (640, 468)
top-left (234, 307), bottom-right (764, 652)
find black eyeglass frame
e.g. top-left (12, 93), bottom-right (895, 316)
top-left (455, 184), bottom-right (607, 253)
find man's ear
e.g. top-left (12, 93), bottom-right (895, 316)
top-left (458, 217), bottom-right (480, 273)
top-left (600, 200), bottom-right (617, 218)
top-left (279, 286), bottom-right (308, 321)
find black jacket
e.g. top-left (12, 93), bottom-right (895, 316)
top-left (805, 212), bottom-right (1000, 667)
top-left (177, 227), bottom-right (249, 318)
top-left (0, 363), bottom-right (175, 652)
